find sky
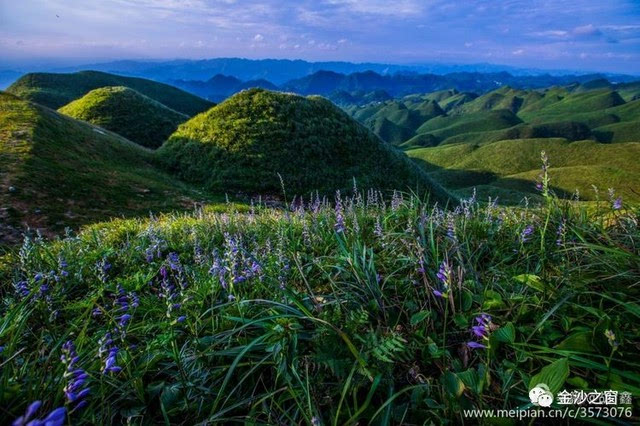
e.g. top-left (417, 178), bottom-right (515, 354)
top-left (1, 0), bottom-right (639, 73)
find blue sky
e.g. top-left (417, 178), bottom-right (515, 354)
top-left (1, 0), bottom-right (639, 73)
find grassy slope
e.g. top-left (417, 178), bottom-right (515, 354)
top-left (415, 109), bottom-right (522, 140)
top-left (0, 92), bottom-right (212, 243)
top-left (0, 193), bottom-right (638, 424)
top-left (59, 87), bottom-right (188, 149)
top-left (408, 138), bottom-right (640, 203)
top-left (347, 86), bottom-right (639, 150)
top-left (7, 71), bottom-right (213, 116)
top-left (158, 89), bottom-right (450, 201)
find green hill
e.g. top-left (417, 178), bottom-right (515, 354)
top-left (158, 89), bottom-right (449, 199)
top-left (593, 120), bottom-right (640, 143)
top-left (416, 109), bottom-right (522, 141)
top-left (7, 71), bottom-right (213, 116)
top-left (408, 138), bottom-right (640, 204)
top-left (518, 89), bottom-right (626, 122)
top-left (346, 85), bottom-right (639, 152)
top-left (58, 86), bottom-right (188, 148)
top-left (0, 91), bottom-right (210, 243)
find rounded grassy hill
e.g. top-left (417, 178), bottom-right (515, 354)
top-left (0, 91), bottom-right (210, 243)
top-left (158, 89), bottom-right (449, 199)
top-left (7, 71), bottom-right (214, 116)
top-left (59, 86), bottom-right (188, 148)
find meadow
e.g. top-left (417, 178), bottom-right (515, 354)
top-left (1, 168), bottom-right (638, 424)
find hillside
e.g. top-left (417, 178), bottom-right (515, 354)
top-left (0, 91), bottom-right (210, 243)
top-left (58, 87), bottom-right (188, 148)
top-left (346, 84), bottom-right (640, 148)
top-left (408, 138), bottom-right (640, 204)
top-left (6, 71), bottom-right (213, 116)
top-left (158, 89), bottom-right (449, 199)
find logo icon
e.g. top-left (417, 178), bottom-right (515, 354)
top-left (529, 383), bottom-right (554, 407)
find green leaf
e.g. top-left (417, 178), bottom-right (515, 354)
top-left (410, 310), bottom-right (430, 326)
top-left (529, 358), bottom-right (570, 394)
top-left (457, 367), bottom-right (485, 395)
top-left (513, 274), bottom-right (547, 292)
top-left (493, 322), bottom-right (516, 344)
top-left (556, 332), bottom-right (595, 353)
top-left (482, 290), bottom-right (505, 310)
top-left (443, 371), bottom-right (465, 398)
top-left (160, 383), bottom-right (182, 410)
top-left (462, 288), bottom-right (473, 311)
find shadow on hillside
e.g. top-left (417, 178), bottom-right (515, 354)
top-left (410, 157), bottom-right (574, 206)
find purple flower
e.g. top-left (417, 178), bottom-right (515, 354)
top-left (446, 220), bottom-right (456, 242)
top-left (14, 281), bottom-right (30, 298)
top-left (13, 403), bottom-right (66, 426)
top-left (520, 225), bottom-right (534, 243)
top-left (167, 252), bottom-right (182, 271)
top-left (374, 217), bottom-right (384, 238)
top-left (472, 325), bottom-right (488, 338)
top-left (98, 259), bottom-right (111, 283)
top-left (556, 220), bottom-right (566, 246)
top-left (468, 314), bottom-right (493, 349)
top-left (433, 261), bottom-right (452, 298)
top-left (177, 316), bottom-right (186, 323)
top-left (61, 341), bottom-right (90, 409)
top-left (613, 197), bottom-right (622, 210)
top-left (118, 314), bottom-right (131, 327)
top-left (103, 348), bottom-right (121, 374)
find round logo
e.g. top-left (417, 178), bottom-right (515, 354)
top-left (529, 383), bottom-right (554, 407)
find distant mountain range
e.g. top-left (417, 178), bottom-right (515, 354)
top-left (2, 57), bottom-right (639, 90)
top-left (168, 70), bottom-right (640, 103)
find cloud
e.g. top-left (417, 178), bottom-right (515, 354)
top-left (573, 24), bottom-right (602, 37)
top-left (253, 34), bottom-right (264, 42)
top-left (323, 0), bottom-right (424, 16)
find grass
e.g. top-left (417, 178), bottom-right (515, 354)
top-left (415, 109), bottom-right (522, 141)
top-left (6, 71), bottom-right (214, 116)
top-left (158, 89), bottom-right (450, 200)
top-left (346, 86), bottom-right (639, 153)
top-left (593, 120), bottom-right (640, 143)
top-left (0, 186), bottom-right (638, 424)
top-left (58, 86), bottom-right (188, 149)
top-left (408, 139), bottom-right (640, 204)
top-left (0, 91), bottom-right (215, 244)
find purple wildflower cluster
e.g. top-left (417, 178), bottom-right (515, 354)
top-left (114, 284), bottom-right (139, 330)
top-left (13, 256), bottom-right (69, 303)
top-left (391, 190), bottom-right (403, 211)
top-left (61, 340), bottom-right (90, 410)
top-left (209, 234), bottom-right (263, 299)
top-left (433, 261), bottom-right (452, 298)
top-left (12, 402), bottom-right (66, 426)
top-left (98, 332), bottom-right (121, 374)
top-left (157, 262), bottom-right (188, 323)
top-left (446, 217), bottom-right (457, 243)
top-left (468, 314), bottom-right (493, 349)
top-left (97, 259), bottom-right (111, 283)
top-left (276, 236), bottom-right (290, 290)
top-left (143, 228), bottom-right (166, 262)
top-left (608, 188), bottom-right (623, 211)
top-left (556, 220), bottom-right (566, 246)
top-left (334, 191), bottom-right (346, 233)
top-left (520, 225), bottom-right (534, 243)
